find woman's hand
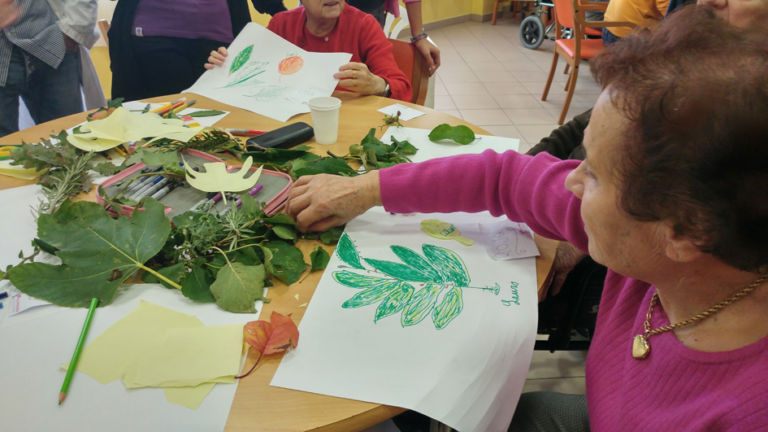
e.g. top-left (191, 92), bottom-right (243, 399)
top-left (0, 0), bottom-right (20, 29)
top-left (413, 38), bottom-right (440, 77)
top-left (204, 47), bottom-right (228, 70)
top-left (333, 62), bottom-right (387, 96)
top-left (286, 171), bottom-right (382, 232)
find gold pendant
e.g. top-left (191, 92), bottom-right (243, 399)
top-left (632, 334), bottom-right (650, 359)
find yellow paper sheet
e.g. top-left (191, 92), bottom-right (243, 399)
top-left (0, 161), bottom-right (46, 180)
top-left (122, 324), bottom-right (243, 389)
top-left (67, 107), bottom-right (204, 151)
top-left (163, 382), bottom-right (218, 410)
top-left (76, 301), bottom-right (203, 384)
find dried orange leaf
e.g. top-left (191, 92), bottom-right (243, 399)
top-left (243, 311), bottom-right (299, 355)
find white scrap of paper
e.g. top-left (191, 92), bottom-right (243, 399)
top-left (377, 103), bottom-right (425, 121)
top-left (480, 220), bottom-right (540, 260)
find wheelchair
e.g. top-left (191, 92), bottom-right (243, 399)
top-left (519, 0), bottom-right (557, 50)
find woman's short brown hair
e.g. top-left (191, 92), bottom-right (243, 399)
top-left (591, 6), bottom-right (768, 272)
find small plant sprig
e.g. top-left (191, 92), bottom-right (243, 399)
top-left (381, 110), bottom-right (403, 130)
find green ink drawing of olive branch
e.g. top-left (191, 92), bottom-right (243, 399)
top-left (332, 233), bottom-right (503, 330)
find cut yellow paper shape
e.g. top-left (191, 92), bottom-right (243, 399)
top-left (421, 219), bottom-right (474, 246)
top-left (122, 324), bottom-right (244, 389)
top-left (183, 156), bottom-right (262, 204)
top-left (163, 382), bottom-right (218, 410)
top-left (67, 107), bottom-right (203, 151)
top-left (74, 301), bottom-right (203, 384)
top-left (0, 160), bottom-right (47, 180)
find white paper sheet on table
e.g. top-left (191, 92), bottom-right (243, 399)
top-left (380, 126), bottom-right (519, 161)
top-left (0, 283), bottom-right (262, 432)
top-left (185, 23), bottom-right (351, 122)
top-left (271, 209), bottom-right (538, 431)
top-left (272, 130), bottom-right (535, 431)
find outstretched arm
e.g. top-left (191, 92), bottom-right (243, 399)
top-left (405, 0), bottom-right (440, 76)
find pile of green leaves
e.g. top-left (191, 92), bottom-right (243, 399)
top-left (6, 196), bottom-right (340, 313)
top-left (244, 127), bottom-right (417, 177)
top-left (10, 132), bottom-right (122, 214)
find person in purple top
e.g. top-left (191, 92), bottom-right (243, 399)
top-left (284, 8), bottom-right (768, 431)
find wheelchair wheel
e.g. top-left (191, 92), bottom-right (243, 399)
top-left (520, 15), bottom-right (545, 50)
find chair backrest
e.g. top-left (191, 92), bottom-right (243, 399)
top-left (552, 0), bottom-right (577, 30)
top-left (388, 39), bottom-right (428, 105)
top-left (383, 5), bottom-right (410, 39)
top-left (98, 19), bottom-right (110, 46)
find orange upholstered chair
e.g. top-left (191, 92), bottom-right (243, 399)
top-left (541, 0), bottom-right (634, 124)
top-left (389, 39), bottom-right (429, 106)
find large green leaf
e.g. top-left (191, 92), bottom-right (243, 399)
top-left (292, 157), bottom-right (356, 178)
top-left (262, 241), bottom-right (307, 285)
top-left (389, 245), bottom-right (443, 282)
top-left (432, 287), bottom-right (463, 329)
top-left (401, 282), bottom-right (441, 327)
top-left (374, 281), bottom-right (414, 322)
top-left (363, 258), bottom-right (432, 282)
top-left (7, 199), bottom-right (171, 307)
top-left (143, 262), bottom-right (185, 289)
top-left (335, 233), bottom-right (364, 269)
top-left (422, 244), bottom-right (470, 287)
top-left (181, 265), bottom-right (215, 303)
top-left (210, 262), bottom-right (265, 313)
top-left (342, 278), bottom-right (401, 308)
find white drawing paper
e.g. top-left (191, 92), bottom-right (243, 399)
top-left (185, 23), bottom-right (352, 122)
top-left (380, 126), bottom-right (520, 161)
top-left (271, 209), bottom-right (538, 431)
top-left (377, 103), bottom-right (425, 121)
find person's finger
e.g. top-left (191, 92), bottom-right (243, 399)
top-left (306, 215), bottom-right (345, 233)
top-left (218, 46), bottom-right (228, 56)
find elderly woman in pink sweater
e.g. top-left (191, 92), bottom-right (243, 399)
top-left (285, 8), bottom-right (768, 431)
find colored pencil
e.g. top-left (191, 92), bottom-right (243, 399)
top-left (227, 129), bottom-right (267, 137)
top-left (59, 297), bottom-right (99, 405)
top-left (235, 184), bottom-right (264, 207)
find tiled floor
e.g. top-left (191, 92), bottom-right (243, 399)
top-left (427, 14), bottom-right (602, 155)
top-left (428, 14), bottom-right (593, 394)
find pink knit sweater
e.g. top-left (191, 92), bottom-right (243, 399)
top-left (380, 150), bottom-right (768, 431)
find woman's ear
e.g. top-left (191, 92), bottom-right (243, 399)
top-left (662, 223), bottom-right (703, 263)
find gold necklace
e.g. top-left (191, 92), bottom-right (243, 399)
top-left (632, 274), bottom-right (768, 360)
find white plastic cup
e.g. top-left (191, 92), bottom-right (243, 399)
top-left (308, 96), bottom-right (342, 145)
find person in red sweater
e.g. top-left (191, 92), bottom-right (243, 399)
top-left (206, 0), bottom-right (412, 102)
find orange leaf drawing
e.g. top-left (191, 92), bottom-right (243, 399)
top-left (278, 55), bottom-right (304, 75)
top-left (237, 311), bottom-right (299, 378)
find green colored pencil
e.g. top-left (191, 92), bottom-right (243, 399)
top-left (58, 297), bottom-right (99, 405)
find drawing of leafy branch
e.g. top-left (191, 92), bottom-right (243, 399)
top-left (332, 233), bottom-right (499, 329)
top-left (224, 45), bottom-right (268, 88)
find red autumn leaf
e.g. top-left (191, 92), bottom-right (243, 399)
top-left (244, 311), bottom-right (299, 355)
top-left (237, 311), bottom-right (299, 379)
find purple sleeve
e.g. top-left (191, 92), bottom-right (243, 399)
top-left (379, 150), bottom-right (588, 251)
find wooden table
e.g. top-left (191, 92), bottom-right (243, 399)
top-left (0, 93), bottom-right (557, 432)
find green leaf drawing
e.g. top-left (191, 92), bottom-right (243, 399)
top-left (230, 45), bottom-right (254, 75)
top-left (363, 257), bottom-right (432, 282)
top-left (181, 265), bottom-right (216, 303)
top-left (262, 241), bottom-right (307, 285)
top-left (389, 245), bottom-right (444, 282)
top-left (210, 261), bottom-right (265, 313)
top-left (401, 282), bottom-right (441, 327)
top-left (336, 233), bottom-right (364, 269)
top-left (342, 279), bottom-right (401, 308)
top-left (334, 270), bottom-right (386, 289)
top-left (310, 246), bottom-right (330, 272)
top-left (187, 110), bottom-right (226, 117)
top-left (422, 244), bottom-right (470, 287)
top-left (432, 287), bottom-right (463, 329)
top-left (428, 124), bottom-right (476, 145)
top-left (374, 281), bottom-right (414, 322)
top-left (7, 199), bottom-right (171, 307)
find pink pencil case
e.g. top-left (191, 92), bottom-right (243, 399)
top-left (96, 149), bottom-right (292, 218)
